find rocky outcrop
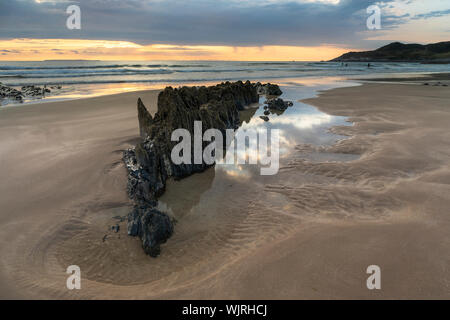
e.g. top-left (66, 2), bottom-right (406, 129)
top-left (137, 98), bottom-right (153, 139)
top-left (1, 83), bottom-right (60, 105)
top-left (265, 98), bottom-right (293, 111)
top-left (124, 81), bottom-right (264, 256)
top-left (21, 85), bottom-right (51, 97)
top-left (0, 84), bottom-right (23, 102)
top-left (127, 205), bottom-right (174, 257)
top-left (126, 81), bottom-right (258, 203)
top-left (254, 82), bottom-right (283, 96)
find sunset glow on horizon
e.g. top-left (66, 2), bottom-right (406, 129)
top-left (0, 38), bottom-right (352, 61)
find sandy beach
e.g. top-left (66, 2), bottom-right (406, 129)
top-left (1, 80), bottom-right (449, 299)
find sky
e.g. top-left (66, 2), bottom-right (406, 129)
top-left (0, 0), bottom-right (449, 61)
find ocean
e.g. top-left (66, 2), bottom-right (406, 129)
top-left (1, 60), bottom-right (449, 105)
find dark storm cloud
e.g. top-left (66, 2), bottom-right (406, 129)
top-left (0, 0), bottom-right (440, 49)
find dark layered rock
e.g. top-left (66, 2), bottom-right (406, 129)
top-left (254, 82), bottom-right (282, 96)
top-left (127, 80), bottom-right (258, 202)
top-left (124, 80), bottom-right (262, 256)
top-left (265, 98), bottom-right (293, 111)
top-left (127, 205), bottom-right (174, 257)
top-left (138, 98), bottom-right (153, 138)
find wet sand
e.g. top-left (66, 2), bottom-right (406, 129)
top-left (1, 82), bottom-right (450, 299)
top-left (0, 90), bottom-right (160, 298)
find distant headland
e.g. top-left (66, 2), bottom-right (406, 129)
top-left (331, 41), bottom-right (450, 63)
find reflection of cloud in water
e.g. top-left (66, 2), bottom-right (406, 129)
top-left (215, 103), bottom-right (340, 177)
top-left (216, 164), bottom-right (253, 180)
top-left (271, 113), bottom-right (334, 129)
top-left (212, 88), bottom-right (351, 181)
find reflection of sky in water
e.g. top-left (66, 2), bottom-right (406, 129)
top-left (215, 79), bottom-right (358, 180)
top-left (159, 77), bottom-right (360, 217)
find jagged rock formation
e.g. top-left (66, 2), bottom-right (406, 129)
top-left (124, 80), bottom-right (269, 256)
top-left (137, 98), bottom-right (153, 139)
top-left (126, 81), bottom-right (258, 201)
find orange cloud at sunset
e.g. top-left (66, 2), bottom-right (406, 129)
top-left (0, 39), bottom-right (352, 61)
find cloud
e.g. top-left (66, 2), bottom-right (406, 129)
top-left (411, 9), bottom-right (450, 20)
top-left (0, 49), bottom-right (21, 54)
top-left (0, 0), bottom-right (448, 51)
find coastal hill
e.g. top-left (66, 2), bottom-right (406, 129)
top-left (331, 41), bottom-right (450, 63)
